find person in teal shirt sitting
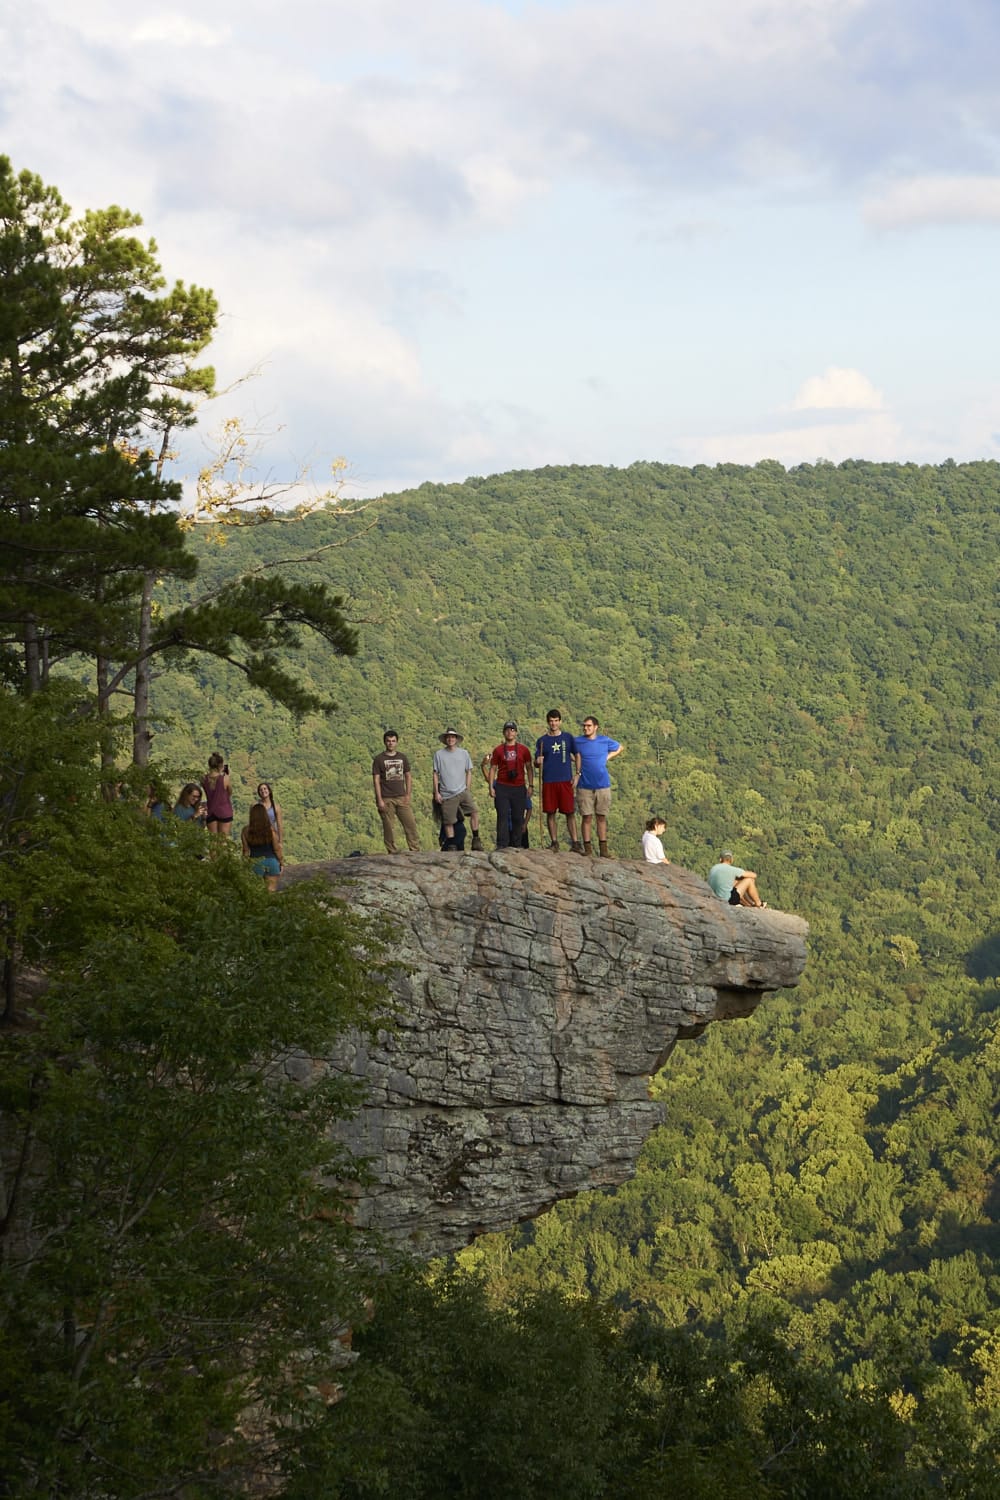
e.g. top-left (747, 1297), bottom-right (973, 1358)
top-left (707, 850), bottom-right (767, 908)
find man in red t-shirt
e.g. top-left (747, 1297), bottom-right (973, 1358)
top-left (488, 721), bottom-right (534, 850)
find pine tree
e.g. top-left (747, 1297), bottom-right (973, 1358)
top-left (0, 158), bottom-right (360, 763)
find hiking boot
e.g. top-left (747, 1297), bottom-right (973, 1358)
top-left (570, 841), bottom-right (585, 855)
top-left (470, 833), bottom-right (484, 852)
top-left (598, 839), bottom-right (609, 858)
top-left (583, 841), bottom-right (593, 857)
top-left (442, 840), bottom-right (459, 852)
top-left (548, 840), bottom-right (560, 853)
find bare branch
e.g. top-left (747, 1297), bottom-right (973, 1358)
top-left (181, 413), bottom-right (375, 533)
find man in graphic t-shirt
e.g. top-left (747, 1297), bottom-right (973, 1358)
top-left (372, 730), bottom-right (421, 853)
top-left (488, 721), bottom-right (534, 850)
top-left (534, 708), bottom-right (582, 853)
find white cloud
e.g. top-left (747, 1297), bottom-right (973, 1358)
top-left (864, 174), bottom-right (1000, 230)
top-left (5, 0), bottom-right (1000, 496)
top-left (676, 365), bottom-right (899, 467)
top-left (681, 412), bottom-right (903, 468)
top-left (791, 367), bottom-right (885, 412)
top-left (130, 16), bottom-right (230, 47)
top-left (11, 0), bottom-right (1000, 244)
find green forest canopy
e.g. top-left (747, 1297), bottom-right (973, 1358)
top-left (114, 458), bottom-right (1000, 1487)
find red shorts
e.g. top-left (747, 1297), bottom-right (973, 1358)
top-left (542, 781), bottom-right (575, 815)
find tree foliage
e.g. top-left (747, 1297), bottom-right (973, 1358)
top-left (296, 1270), bottom-right (999, 1499)
top-left (0, 687), bottom-right (394, 1497)
top-left (0, 156), bottom-right (215, 695)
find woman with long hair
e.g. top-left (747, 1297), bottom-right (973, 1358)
top-left (241, 802), bottom-right (284, 892)
top-left (256, 781), bottom-right (284, 845)
top-left (173, 783), bottom-right (206, 825)
top-left (202, 752), bottom-right (233, 837)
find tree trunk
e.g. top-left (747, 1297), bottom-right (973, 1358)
top-left (23, 615), bottom-right (41, 695)
top-left (132, 570), bottom-right (155, 767)
top-left (96, 652), bottom-right (118, 792)
top-left (131, 429), bottom-right (174, 767)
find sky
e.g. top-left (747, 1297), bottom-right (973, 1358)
top-left (3, 0), bottom-right (1000, 498)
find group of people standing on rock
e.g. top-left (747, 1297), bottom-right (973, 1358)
top-left (201, 754), bottom-right (286, 890)
top-left (371, 713), bottom-right (768, 907)
top-left (372, 709), bottom-right (623, 857)
top-left (145, 753), bottom-right (286, 892)
top-left (146, 729), bottom-right (768, 906)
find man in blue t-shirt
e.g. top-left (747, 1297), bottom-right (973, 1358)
top-left (534, 708), bottom-right (582, 853)
top-left (575, 715), bottom-right (623, 858)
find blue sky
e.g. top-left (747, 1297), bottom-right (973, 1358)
top-left (3, 0), bottom-right (1000, 497)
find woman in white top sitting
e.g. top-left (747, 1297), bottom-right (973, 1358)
top-left (641, 816), bottom-right (670, 864)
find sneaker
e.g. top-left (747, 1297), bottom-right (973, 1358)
top-left (548, 840), bottom-right (560, 853)
top-left (470, 833), bottom-right (484, 851)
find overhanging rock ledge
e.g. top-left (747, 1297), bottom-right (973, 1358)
top-left (281, 852), bottom-right (808, 1258)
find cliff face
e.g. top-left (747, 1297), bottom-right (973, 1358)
top-left (282, 853), bottom-right (808, 1257)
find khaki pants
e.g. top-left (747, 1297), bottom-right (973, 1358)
top-left (379, 797), bottom-right (420, 853)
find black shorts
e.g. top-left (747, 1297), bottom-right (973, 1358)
top-left (728, 888), bottom-right (740, 905)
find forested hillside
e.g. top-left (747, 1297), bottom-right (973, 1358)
top-left (151, 459), bottom-right (1000, 1491)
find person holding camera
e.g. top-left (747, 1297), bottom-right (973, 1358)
top-left (488, 721), bottom-right (534, 851)
top-left (201, 750), bottom-right (233, 837)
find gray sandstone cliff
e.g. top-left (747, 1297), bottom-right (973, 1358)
top-left (282, 852), bottom-right (807, 1257)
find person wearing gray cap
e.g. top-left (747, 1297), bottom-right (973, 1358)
top-left (487, 721), bottom-right (534, 850)
top-left (707, 850), bottom-right (767, 908)
top-left (432, 728), bottom-right (483, 852)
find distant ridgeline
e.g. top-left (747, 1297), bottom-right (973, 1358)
top-left (156, 457), bottom-right (1000, 1414)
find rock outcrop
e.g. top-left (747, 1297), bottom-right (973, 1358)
top-left (282, 853), bottom-right (807, 1257)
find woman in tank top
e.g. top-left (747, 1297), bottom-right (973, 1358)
top-left (202, 752), bottom-right (234, 836)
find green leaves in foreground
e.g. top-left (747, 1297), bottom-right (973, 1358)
top-left (290, 1272), bottom-right (1000, 1500)
top-left (0, 688), bottom-right (394, 1498)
